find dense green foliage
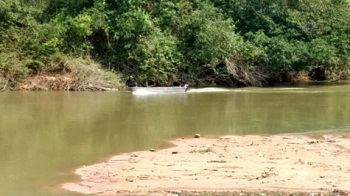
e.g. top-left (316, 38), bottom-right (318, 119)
top-left (1, 0), bottom-right (350, 88)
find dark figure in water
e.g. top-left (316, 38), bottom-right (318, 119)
top-left (126, 76), bottom-right (137, 87)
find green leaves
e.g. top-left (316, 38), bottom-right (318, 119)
top-left (184, 3), bottom-right (238, 65)
top-left (2, 0), bottom-right (350, 86)
top-left (70, 13), bottom-right (93, 37)
top-left (308, 39), bottom-right (337, 64)
top-left (115, 9), bottom-right (153, 40)
top-left (132, 27), bottom-right (181, 82)
top-left (213, 0), bottom-right (350, 81)
top-left (176, 1), bottom-right (243, 81)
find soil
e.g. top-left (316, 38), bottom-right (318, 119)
top-left (18, 74), bottom-right (75, 90)
top-left (62, 133), bottom-right (350, 196)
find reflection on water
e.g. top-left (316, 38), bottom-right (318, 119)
top-left (0, 82), bottom-right (350, 195)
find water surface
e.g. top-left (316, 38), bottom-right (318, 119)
top-left (0, 82), bottom-right (349, 195)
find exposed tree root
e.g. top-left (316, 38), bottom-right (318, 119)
top-left (224, 55), bottom-right (268, 86)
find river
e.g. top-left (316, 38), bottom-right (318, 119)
top-left (0, 82), bottom-right (349, 195)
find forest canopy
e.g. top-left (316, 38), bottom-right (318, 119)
top-left (1, 0), bottom-right (350, 89)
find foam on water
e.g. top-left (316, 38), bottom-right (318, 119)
top-left (132, 90), bottom-right (159, 96)
top-left (187, 87), bottom-right (230, 93)
top-left (276, 87), bottom-right (305, 90)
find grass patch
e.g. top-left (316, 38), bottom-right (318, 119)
top-left (18, 55), bottom-right (123, 91)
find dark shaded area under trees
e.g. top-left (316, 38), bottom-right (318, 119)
top-left (1, 0), bottom-right (350, 90)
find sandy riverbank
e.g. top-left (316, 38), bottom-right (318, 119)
top-left (62, 133), bottom-right (350, 195)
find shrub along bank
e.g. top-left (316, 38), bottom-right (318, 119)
top-left (1, 0), bottom-right (350, 90)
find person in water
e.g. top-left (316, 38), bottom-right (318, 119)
top-left (126, 76), bottom-right (137, 87)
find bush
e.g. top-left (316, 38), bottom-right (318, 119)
top-left (0, 52), bottom-right (29, 89)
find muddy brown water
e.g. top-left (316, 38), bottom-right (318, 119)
top-left (0, 81), bottom-right (349, 195)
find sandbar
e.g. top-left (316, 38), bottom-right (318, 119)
top-left (62, 133), bottom-right (350, 195)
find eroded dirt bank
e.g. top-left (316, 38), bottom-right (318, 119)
top-left (62, 133), bottom-right (350, 195)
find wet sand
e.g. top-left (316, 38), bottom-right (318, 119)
top-left (62, 133), bottom-right (350, 195)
